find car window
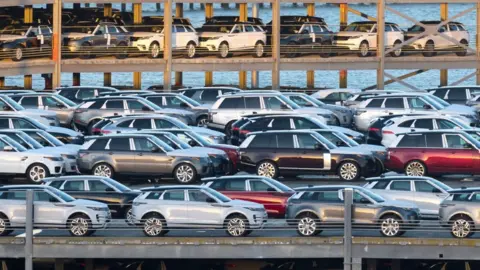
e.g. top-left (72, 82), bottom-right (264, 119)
top-left (250, 180), bottom-right (272, 191)
top-left (146, 97), bottom-right (163, 106)
top-left (116, 119), bottom-right (133, 128)
top-left (127, 100), bottom-right (145, 110)
top-left (132, 119), bottom-right (152, 129)
top-left (248, 134), bottom-right (275, 148)
top-left (165, 97), bottom-right (185, 108)
top-left (415, 181), bottom-right (441, 193)
top-left (88, 180), bottom-right (111, 192)
top-left (407, 98), bottom-right (428, 109)
top-left (162, 190), bottom-right (185, 201)
top-left (58, 89), bottom-right (77, 100)
top-left (245, 25), bottom-right (255, 32)
top-left (219, 98), bottom-right (243, 109)
top-left (324, 93), bottom-right (339, 100)
top-left (271, 118), bottom-right (291, 129)
top-left (12, 119), bottom-right (36, 129)
top-left (449, 24), bottom-right (458, 31)
top-left (366, 99), bottom-right (383, 108)
top-left (224, 180), bottom-right (246, 191)
top-left (0, 100), bottom-right (11, 111)
top-left (188, 190), bottom-right (212, 202)
top-left (413, 119), bottom-right (433, 129)
top-left (296, 133), bottom-right (318, 149)
top-left (48, 180), bottom-right (65, 189)
top-left (293, 118), bottom-right (317, 129)
top-left (133, 137), bottom-right (157, 152)
top-left (263, 97), bottom-right (286, 110)
top-left (445, 134), bottom-right (473, 149)
top-left (426, 133), bottom-right (443, 147)
top-left (437, 119), bottom-right (458, 129)
top-left (244, 97), bottom-right (261, 109)
top-left (88, 101), bottom-right (104, 109)
top-left (384, 98), bottom-right (404, 109)
top-left (448, 89), bottom-right (467, 100)
top-left (155, 119), bottom-right (176, 128)
top-left (20, 97), bottom-right (38, 106)
top-left (201, 90), bottom-right (219, 102)
top-left (372, 181), bottom-right (390, 189)
top-left (432, 88), bottom-right (448, 98)
top-left (105, 100), bottom-right (124, 109)
top-left (318, 132), bottom-right (345, 147)
top-left (77, 89), bottom-right (95, 99)
top-left (276, 133), bottom-right (294, 148)
top-left (397, 134), bottom-right (426, 147)
top-left (62, 181), bottom-right (85, 191)
top-left (42, 97), bottom-right (61, 107)
top-left (389, 181), bottom-right (411, 191)
top-left (353, 191), bottom-right (371, 204)
top-left (109, 138), bottom-right (130, 151)
top-left (0, 119), bottom-right (8, 128)
top-left (398, 120), bottom-right (414, 128)
top-left (289, 96), bottom-right (310, 106)
top-left (34, 191), bottom-right (59, 202)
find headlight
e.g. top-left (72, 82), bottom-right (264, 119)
top-left (87, 206), bottom-right (108, 211)
top-left (61, 154), bottom-right (77, 160)
top-left (44, 156), bottom-right (63, 161)
top-left (244, 207), bottom-right (264, 212)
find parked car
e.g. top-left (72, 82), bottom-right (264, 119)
top-left (239, 130), bottom-right (378, 181)
top-left (132, 185), bottom-right (267, 237)
top-left (405, 21), bottom-right (469, 57)
top-left (198, 22), bottom-right (266, 58)
top-left (0, 24), bottom-right (52, 61)
top-left (277, 22), bottom-right (334, 58)
top-left (334, 21), bottom-right (404, 57)
top-left (440, 187), bottom-right (480, 238)
top-left (43, 175), bottom-right (140, 224)
top-left (282, 92), bottom-right (353, 126)
top-left (178, 87), bottom-right (242, 105)
top-left (0, 134), bottom-right (64, 182)
top-left (0, 94), bottom-right (58, 126)
top-left (78, 134), bottom-right (224, 183)
top-left (286, 185), bottom-right (420, 237)
top-left (343, 90), bottom-right (406, 108)
top-left (0, 185), bottom-right (110, 236)
top-left (97, 90), bottom-right (154, 97)
top-left (0, 90), bottom-right (34, 95)
top-left (200, 16), bottom-right (265, 30)
top-left (428, 85), bottom-right (480, 105)
top-left (365, 114), bottom-right (427, 145)
top-left (140, 93), bottom-right (210, 126)
top-left (364, 176), bottom-right (451, 219)
top-left (310, 89), bottom-right (361, 106)
top-left (385, 130), bottom-right (480, 177)
top-left (10, 93), bottom-right (78, 127)
top-left (55, 86), bottom-right (119, 103)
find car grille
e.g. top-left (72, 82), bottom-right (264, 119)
top-left (333, 36), bottom-right (350, 41)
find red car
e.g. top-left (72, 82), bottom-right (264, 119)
top-left (201, 175), bottom-right (295, 218)
top-left (385, 130), bottom-right (480, 177)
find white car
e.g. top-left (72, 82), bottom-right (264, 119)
top-left (334, 21), bottom-right (404, 57)
top-left (132, 186), bottom-right (267, 237)
top-left (199, 23), bottom-right (266, 58)
top-left (0, 95), bottom-right (58, 126)
top-left (0, 135), bottom-right (64, 183)
top-left (310, 88), bottom-right (361, 106)
top-left (405, 21), bottom-right (469, 57)
top-left (380, 115), bottom-right (472, 147)
top-left (131, 24), bottom-right (198, 59)
top-left (0, 185), bottom-right (110, 237)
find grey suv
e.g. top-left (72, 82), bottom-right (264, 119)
top-left (78, 134), bottom-right (222, 184)
top-left (56, 86), bottom-right (119, 103)
top-left (440, 188), bottom-right (480, 238)
top-left (178, 87), bottom-right (242, 105)
top-left (286, 185), bottom-right (420, 237)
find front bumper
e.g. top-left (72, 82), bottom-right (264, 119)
top-left (46, 161), bottom-right (65, 176)
top-left (132, 40), bottom-right (156, 52)
top-left (199, 41), bottom-right (219, 51)
top-left (249, 211), bottom-right (268, 229)
top-left (333, 40), bottom-right (360, 51)
top-left (91, 211), bottom-right (112, 229)
top-left (64, 159), bottom-right (79, 174)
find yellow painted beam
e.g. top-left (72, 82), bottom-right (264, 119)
top-left (307, 3), bottom-right (315, 89)
top-left (440, 3), bottom-right (448, 86)
top-left (133, 3), bottom-right (142, 89)
top-left (339, 3), bottom-right (348, 88)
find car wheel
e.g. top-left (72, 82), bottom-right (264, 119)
top-left (450, 215), bottom-right (474, 238)
top-left (149, 42), bottom-right (161, 58)
top-left (253, 42), bottom-right (264, 58)
top-left (186, 42), bottom-right (196, 58)
top-left (338, 161), bottom-right (360, 181)
top-left (196, 116), bottom-right (208, 126)
top-left (143, 213), bottom-right (167, 237)
top-left (27, 164), bottom-right (50, 183)
top-left (296, 213), bottom-right (321, 237)
top-left (456, 39), bottom-right (468, 57)
top-left (68, 214), bottom-right (92, 237)
top-left (92, 163), bottom-right (114, 178)
top-left (358, 41), bottom-right (370, 57)
top-left (218, 42), bottom-right (230, 58)
top-left (0, 214), bottom-right (12, 236)
top-left (173, 163), bottom-right (197, 184)
top-left (124, 206), bottom-right (134, 226)
top-left (422, 41), bottom-right (436, 57)
top-left (319, 41), bottom-right (332, 58)
top-left (12, 45), bottom-right (24, 62)
top-left (405, 160), bottom-right (426, 177)
top-left (390, 40), bottom-right (403, 57)
top-left (380, 214), bottom-right (402, 237)
top-left (256, 160), bottom-right (278, 179)
top-left (225, 214), bottom-right (249, 237)
top-left (115, 42), bottom-right (128, 59)
top-left (285, 41), bottom-right (298, 58)
top-left (79, 42), bottom-right (92, 59)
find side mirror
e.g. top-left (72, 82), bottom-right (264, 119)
top-left (49, 197), bottom-right (59, 203)
top-left (105, 187), bottom-right (115, 192)
top-left (314, 143), bottom-right (324, 150)
top-left (142, 106), bottom-right (152, 112)
top-left (206, 197), bottom-right (216, 203)
top-left (56, 103), bottom-right (64, 108)
top-left (423, 104), bottom-right (433, 110)
top-left (188, 140), bottom-right (197, 147)
top-left (3, 146), bottom-right (13, 152)
top-left (151, 146), bottom-right (160, 153)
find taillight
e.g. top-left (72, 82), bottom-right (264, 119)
top-left (240, 130), bottom-right (250, 135)
top-left (92, 128), bottom-right (101, 134)
top-left (232, 126), bottom-right (240, 131)
top-left (355, 110), bottom-right (366, 116)
top-left (368, 127), bottom-right (380, 132)
top-left (101, 130), bottom-right (111, 134)
top-left (382, 130), bottom-right (394, 134)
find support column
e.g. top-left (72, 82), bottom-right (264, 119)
top-left (163, 0), bottom-right (173, 91)
top-left (271, 0), bottom-right (280, 89)
top-left (251, 4), bottom-right (259, 89)
top-left (343, 188), bottom-right (353, 270)
top-left (440, 3), bottom-right (448, 86)
top-left (104, 4), bottom-right (113, 86)
top-left (0, 77), bottom-right (4, 88)
top-left (205, 3), bottom-right (214, 86)
top-left (339, 3), bottom-right (348, 88)
top-left (376, 0), bottom-right (385, 89)
top-left (73, 73), bottom-right (81, 86)
top-left (104, 73), bottom-right (112, 86)
top-left (133, 4), bottom-right (142, 89)
top-left (52, 0), bottom-right (62, 89)
top-left (306, 3), bottom-right (315, 88)
top-left (24, 75), bottom-right (32, 89)
top-left (239, 3), bottom-right (248, 89)
top-left (104, 3), bottom-right (112, 16)
top-left (25, 6), bottom-right (33, 88)
top-left (477, 2), bottom-right (480, 84)
top-left (175, 3), bottom-right (184, 87)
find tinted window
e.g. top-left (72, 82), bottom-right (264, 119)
top-left (147, 97), bottom-right (163, 106)
top-left (0, 119), bottom-right (8, 128)
top-left (250, 181), bottom-right (272, 191)
top-left (276, 134), bottom-right (294, 148)
top-left (372, 181), bottom-right (390, 189)
top-left (324, 93), bottom-right (339, 100)
top-left (271, 118), bottom-right (291, 130)
top-left (127, 100), bottom-right (145, 110)
top-left (34, 191), bottom-right (59, 202)
top-left (12, 119), bottom-right (36, 129)
top-left (117, 119), bottom-right (133, 128)
top-left (414, 119), bottom-right (434, 129)
top-left (146, 192), bottom-right (162, 200)
top-left (105, 100), bottom-right (124, 109)
top-left (384, 98), bottom-right (404, 109)
top-left (59, 89), bottom-right (77, 100)
top-left (244, 97), bottom-right (261, 109)
top-left (188, 190), bottom-right (211, 202)
top-left (390, 181), bottom-right (411, 191)
top-left (89, 139), bottom-right (108, 150)
top-left (353, 191), bottom-right (371, 204)
top-left (219, 98), bottom-right (243, 109)
top-left (224, 180), bottom-right (246, 191)
top-left (88, 180), bottom-right (110, 192)
top-left (407, 98), bottom-right (428, 109)
top-left (398, 120), bottom-right (414, 128)
top-left (109, 138), bottom-right (130, 151)
top-left (132, 119), bottom-right (152, 129)
top-left (397, 134), bottom-right (426, 147)
top-left (432, 88), bottom-right (448, 98)
top-left (249, 134), bottom-right (275, 148)
top-left (437, 119), bottom-right (458, 129)
top-left (164, 97), bottom-right (186, 108)
top-left (77, 89), bottom-right (95, 99)
top-left (88, 101), bottom-right (104, 109)
top-left (366, 99), bottom-right (384, 108)
top-left (415, 181), bottom-right (441, 193)
top-left (426, 133), bottom-right (443, 147)
top-left (182, 90), bottom-right (195, 98)
top-left (446, 134), bottom-right (473, 149)
top-left (245, 118), bottom-right (271, 131)
top-left (162, 190), bottom-right (185, 201)
top-left (155, 119), bottom-right (176, 128)
top-left (448, 89), bottom-right (467, 100)
top-left (293, 118), bottom-right (317, 129)
top-left (296, 134), bottom-right (318, 149)
top-left (49, 180), bottom-right (65, 189)
top-left (62, 181), bottom-right (85, 191)
top-left (449, 24), bottom-right (458, 31)
top-left (20, 97), bottom-right (38, 106)
top-left (201, 90), bottom-right (220, 102)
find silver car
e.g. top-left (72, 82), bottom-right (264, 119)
top-left (364, 176), bottom-right (451, 219)
top-left (178, 87), bottom-right (242, 105)
top-left (0, 185), bottom-right (110, 237)
top-left (55, 86), bottom-right (120, 104)
top-left (10, 93), bottom-right (78, 127)
top-left (439, 188), bottom-right (480, 238)
top-left (0, 95), bottom-right (58, 126)
top-left (310, 89), bottom-right (361, 106)
top-left (132, 185), bottom-right (267, 237)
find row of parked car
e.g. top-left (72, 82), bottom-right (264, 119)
top-left (0, 11), bottom-right (471, 61)
top-left (0, 174), bottom-right (477, 239)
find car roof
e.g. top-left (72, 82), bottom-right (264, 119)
top-left (83, 96), bottom-right (143, 102)
top-left (248, 114), bottom-right (305, 120)
top-left (295, 185), bottom-right (359, 191)
top-left (179, 87), bottom-right (241, 91)
top-left (249, 130), bottom-right (316, 135)
top-left (141, 185), bottom-right (205, 191)
top-left (398, 129), bottom-right (469, 136)
top-left (365, 176), bottom-right (435, 182)
top-left (390, 114), bottom-right (453, 121)
top-left (419, 20), bottom-right (464, 25)
top-left (140, 93), bottom-right (180, 97)
top-left (219, 92), bottom-right (281, 98)
top-left (371, 92), bottom-right (429, 98)
top-left (0, 114), bottom-right (28, 119)
top-left (10, 93), bottom-right (54, 97)
top-left (350, 21), bottom-right (398, 25)
top-left (0, 129), bottom-right (27, 134)
top-left (89, 133), bottom-right (159, 139)
top-left (201, 175), bottom-right (267, 181)
top-left (56, 86), bottom-right (119, 91)
top-left (0, 185), bottom-right (49, 190)
top-left (42, 175), bottom-right (109, 182)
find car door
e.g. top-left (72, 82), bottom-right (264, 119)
top-left (274, 133), bottom-right (299, 169)
top-left (2, 191), bottom-right (27, 226)
top-left (351, 190), bottom-right (378, 225)
top-left (383, 97), bottom-right (408, 116)
top-left (422, 133), bottom-right (446, 172)
top-left (247, 179), bottom-right (285, 217)
top-left (173, 25), bottom-right (187, 48)
top-left (132, 137), bottom-right (169, 174)
top-left (106, 137), bottom-right (136, 173)
top-left (383, 180), bottom-right (414, 204)
top-left (295, 133), bottom-right (325, 171)
top-left (244, 24), bottom-right (258, 48)
top-left (0, 138), bottom-right (23, 173)
top-left (187, 189), bottom-right (224, 225)
top-left (215, 97), bottom-right (245, 125)
top-left (311, 190), bottom-right (344, 223)
top-left (229, 25), bottom-right (243, 50)
top-left (160, 190), bottom-right (188, 224)
top-left (33, 191), bottom-right (65, 226)
top-left (444, 133), bottom-right (475, 172)
top-left (413, 180), bottom-right (448, 216)
top-left (93, 25), bottom-right (108, 47)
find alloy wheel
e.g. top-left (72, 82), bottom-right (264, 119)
top-left (151, 43), bottom-right (160, 58)
top-left (220, 44), bottom-right (229, 58)
top-left (187, 44), bottom-right (196, 58)
top-left (405, 162), bottom-right (425, 176)
top-left (0, 218), bottom-right (6, 235)
top-left (15, 47), bottom-right (23, 61)
top-left (298, 217), bottom-right (316, 236)
top-left (452, 219), bottom-right (471, 238)
top-left (176, 165), bottom-right (194, 183)
top-left (339, 163), bottom-right (358, 181)
top-left (360, 43), bottom-right (369, 57)
top-left (381, 218), bottom-right (400, 237)
top-left (255, 43), bottom-right (264, 57)
top-left (257, 162), bottom-right (276, 178)
top-left (29, 166), bottom-right (46, 182)
top-left (197, 118), bottom-right (208, 126)
top-left (70, 217), bottom-right (89, 236)
top-left (126, 208), bottom-right (134, 225)
top-left (227, 218), bottom-right (246, 236)
top-left (144, 217), bottom-right (163, 236)
top-left (94, 165), bottom-right (112, 178)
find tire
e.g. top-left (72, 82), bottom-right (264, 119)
top-left (253, 41), bottom-right (264, 58)
top-left (225, 214), bottom-right (249, 237)
top-left (149, 42), bottom-right (161, 59)
top-left (224, 121), bottom-right (235, 137)
top-left (285, 41), bottom-right (298, 58)
top-left (79, 42), bottom-right (92, 59)
top-left (0, 214), bottom-right (12, 236)
top-left (422, 41), bottom-right (436, 57)
top-left (68, 213), bottom-right (92, 237)
top-left (390, 40), bottom-right (403, 57)
top-left (337, 161), bottom-right (360, 181)
top-left (142, 213), bottom-right (167, 237)
top-left (379, 214), bottom-right (403, 237)
top-left (358, 41), bottom-right (370, 57)
top-left (26, 163), bottom-right (50, 183)
top-left (124, 206), bottom-right (134, 226)
top-left (173, 163), bottom-right (197, 184)
top-left (115, 42), bottom-right (128, 59)
top-left (296, 213), bottom-right (321, 237)
top-left (450, 215), bottom-right (474, 238)
top-left (405, 160), bottom-right (427, 177)
top-left (456, 39), bottom-right (468, 57)
top-left (12, 45), bottom-right (24, 62)
top-left (256, 160), bottom-right (278, 179)
top-left (196, 115), bottom-right (208, 126)
top-left (185, 42), bottom-right (196, 58)
top-left (92, 163), bottom-right (114, 178)
top-left (319, 41), bottom-right (332, 58)
top-left (218, 42), bottom-right (230, 58)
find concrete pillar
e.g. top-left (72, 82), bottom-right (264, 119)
top-left (104, 73), bottom-right (112, 86)
top-left (52, 0), bottom-right (62, 89)
top-left (239, 3), bottom-right (248, 89)
top-left (376, 0), bottom-right (385, 89)
top-left (440, 3), bottom-right (448, 86)
top-left (104, 4), bottom-right (113, 86)
top-left (205, 3), bottom-right (213, 86)
top-left (251, 4), bottom-right (259, 89)
top-left (133, 3), bottom-right (142, 89)
top-left (477, 3), bottom-right (480, 84)
top-left (54, 259), bottom-right (64, 270)
top-left (339, 3), bottom-right (348, 88)
top-left (25, 6), bottom-right (33, 87)
top-left (306, 3), bottom-right (315, 89)
top-left (163, 0), bottom-right (173, 91)
top-left (205, 72), bottom-right (213, 86)
top-left (24, 75), bottom-right (32, 89)
top-left (271, 0), bottom-right (280, 89)
top-left (73, 73), bottom-right (81, 86)
top-left (175, 3), bottom-right (184, 87)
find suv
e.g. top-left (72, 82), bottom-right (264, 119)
top-left (0, 24), bottom-right (52, 61)
top-left (178, 87), bottom-right (241, 105)
top-left (132, 185), bottom-right (267, 237)
top-left (208, 92), bottom-right (333, 133)
top-left (277, 22), bottom-right (334, 58)
top-left (286, 185), bottom-right (420, 237)
top-left (0, 185), bottom-right (110, 236)
top-left (440, 188), bottom-right (480, 238)
top-left (344, 90), bottom-right (406, 108)
top-left (366, 114), bottom-right (426, 145)
top-left (405, 21), bottom-right (469, 57)
top-left (385, 130), bottom-right (480, 177)
top-left (0, 95), bottom-right (58, 126)
top-left (428, 85), bottom-right (480, 105)
top-left (78, 134), bottom-right (221, 183)
top-left (239, 130), bottom-right (378, 181)
top-left (310, 89), bottom-right (361, 106)
top-left (55, 86), bottom-right (119, 103)
top-left (199, 22), bottom-right (266, 58)
top-left (334, 21), bottom-right (404, 57)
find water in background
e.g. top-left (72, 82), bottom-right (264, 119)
top-left (6, 3), bottom-right (478, 90)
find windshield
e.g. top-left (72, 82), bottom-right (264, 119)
top-left (140, 99), bottom-right (163, 111)
top-left (463, 133), bottom-right (480, 149)
top-left (450, 118), bottom-right (471, 129)
top-left (333, 132), bottom-right (359, 146)
top-left (466, 131), bottom-right (480, 141)
top-left (3, 96), bottom-right (25, 111)
top-left (357, 187), bottom-right (385, 203)
top-left (48, 187), bottom-right (75, 202)
top-left (206, 187), bottom-right (231, 203)
top-left (104, 178), bottom-right (131, 192)
top-left (26, 131), bottom-right (64, 147)
top-left (344, 23), bottom-right (374, 32)
top-left (54, 94), bottom-right (77, 107)
top-left (426, 94), bottom-right (450, 107)
top-left (309, 117), bottom-right (328, 129)
top-left (277, 95), bottom-right (301, 109)
top-left (302, 94), bottom-right (326, 106)
top-left (148, 136), bottom-right (175, 152)
top-left (265, 178), bottom-right (294, 192)
top-left (185, 131), bottom-right (211, 146)
top-left (2, 137), bottom-right (27, 152)
top-left (179, 95), bottom-right (201, 107)
top-left (24, 118), bottom-right (48, 130)
top-left (164, 133), bottom-right (190, 149)
top-left (168, 118), bottom-right (189, 129)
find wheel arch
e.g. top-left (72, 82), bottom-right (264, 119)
top-left (294, 209), bottom-right (320, 220)
top-left (25, 162), bottom-right (51, 175)
top-left (65, 211), bottom-right (93, 226)
top-left (378, 210), bottom-right (403, 221)
top-left (448, 212), bottom-right (474, 222)
top-left (141, 211), bottom-right (166, 221)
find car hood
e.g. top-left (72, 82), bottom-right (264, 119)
top-left (441, 104), bottom-right (476, 115)
top-left (26, 148), bottom-right (63, 157)
top-left (323, 104), bottom-right (351, 113)
top-left (295, 107), bottom-right (333, 114)
top-left (227, 199), bottom-right (264, 208)
top-left (24, 109), bottom-right (57, 117)
top-left (192, 146), bottom-right (227, 156)
top-left (47, 126), bottom-right (82, 137)
top-left (64, 32), bottom-right (92, 39)
top-left (357, 144), bottom-right (386, 152)
top-left (336, 31), bottom-right (368, 37)
top-left (154, 109), bottom-right (194, 116)
top-left (194, 104), bottom-right (212, 110)
top-left (0, 34), bottom-right (24, 42)
top-left (338, 145), bottom-right (377, 154)
top-left (167, 148), bottom-right (208, 158)
top-left (43, 146), bottom-right (78, 155)
top-left (199, 32), bottom-right (225, 38)
top-left (328, 126), bottom-right (363, 137)
top-left (329, 147), bottom-right (368, 156)
top-left (191, 127), bottom-right (225, 136)
top-left (73, 199), bottom-right (108, 208)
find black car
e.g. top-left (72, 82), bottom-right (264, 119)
top-left (238, 130), bottom-right (377, 181)
top-left (366, 114), bottom-right (425, 145)
top-left (42, 175), bottom-right (140, 223)
top-left (230, 113), bottom-right (285, 145)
